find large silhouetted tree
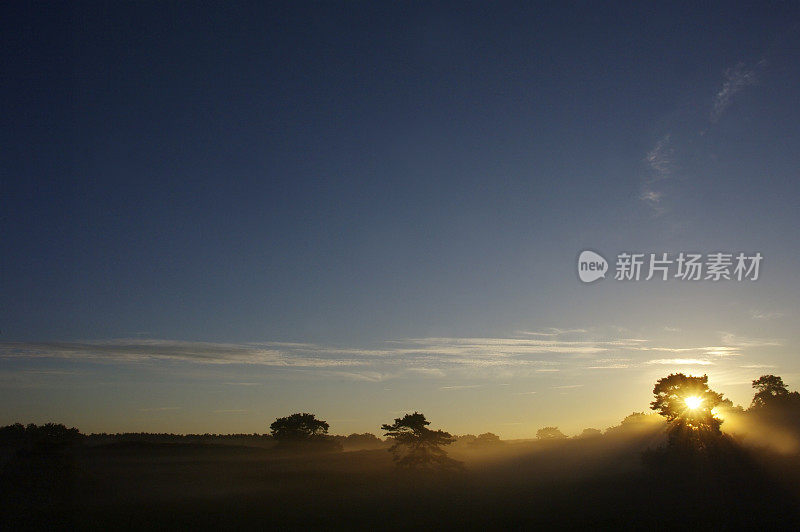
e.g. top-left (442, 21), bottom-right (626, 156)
top-left (381, 412), bottom-right (461, 471)
top-left (651, 373), bottom-right (725, 446)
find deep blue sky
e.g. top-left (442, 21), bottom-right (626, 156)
top-left (2, 2), bottom-right (799, 435)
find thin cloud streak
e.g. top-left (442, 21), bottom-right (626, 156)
top-left (711, 62), bottom-right (759, 122)
top-left (0, 330), bottom-right (782, 381)
top-left (638, 59), bottom-right (764, 214)
top-left (645, 135), bottom-right (673, 181)
top-left (640, 134), bottom-right (673, 214)
top-left (750, 310), bottom-right (784, 320)
top-left (646, 359), bottom-right (714, 366)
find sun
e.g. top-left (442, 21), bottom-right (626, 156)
top-left (684, 396), bottom-right (703, 410)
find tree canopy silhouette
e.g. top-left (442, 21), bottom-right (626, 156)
top-left (752, 375), bottom-right (791, 407)
top-left (270, 413), bottom-right (329, 441)
top-left (748, 374), bottom-right (800, 423)
top-left (0, 423), bottom-right (83, 450)
top-left (269, 413), bottom-right (340, 451)
top-left (381, 412), bottom-right (461, 471)
top-left (471, 432), bottom-right (502, 447)
top-left (338, 432), bottom-right (384, 449)
top-left (579, 428), bottom-right (602, 438)
top-left (536, 426), bottom-right (567, 440)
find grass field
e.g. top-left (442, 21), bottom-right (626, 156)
top-left (4, 425), bottom-right (800, 530)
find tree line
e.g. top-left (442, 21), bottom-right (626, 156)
top-left (2, 374), bottom-right (799, 470)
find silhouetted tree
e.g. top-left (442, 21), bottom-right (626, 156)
top-left (269, 413), bottom-right (340, 451)
top-left (619, 412), bottom-right (651, 425)
top-left (0, 423), bottom-right (27, 447)
top-left (270, 413), bottom-right (328, 441)
top-left (470, 432), bottom-right (502, 447)
top-left (536, 426), bottom-right (566, 440)
top-left (604, 412), bottom-right (665, 437)
top-left (0, 423), bottom-right (83, 450)
top-left (381, 412), bottom-right (461, 471)
top-left (579, 428), bottom-right (602, 438)
top-left (651, 373), bottom-right (725, 447)
top-left (751, 375), bottom-right (789, 408)
top-left (0, 423), bottom-right (82, 527)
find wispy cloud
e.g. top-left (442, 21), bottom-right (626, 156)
top-left (750, 310), bottom-right (783, 321)
top-left (637, 59), bottom-right (765, 215)
top-left (646, 359), bottom-right (714, 366)
top-left (719, 333), bottom-right (782, 348)
top-left (0, 329), bottom-right (781, 382)
top-left (639, 190), bottom-right (663, 203)
top-left (440, 384), bottom-right (483, 391)
top-left (0, 340), bottom-right (371, 368)
top-left (711, 62), bottom-right (760, 122)
top-left (640, 135), bottom-right (673, 214)
top-left (404, 367), bottom-right (447, 378)
top-left (645, 135), bottom-right (673, 181)
top-left (519, 328), bottom-right (588, 337)
top-left (315, 370), bottom-right (389, 382)
top-left (138, 406), bottom-right (181, 412)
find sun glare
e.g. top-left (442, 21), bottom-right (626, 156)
top-left (684, 396), bottom-right (703, 410)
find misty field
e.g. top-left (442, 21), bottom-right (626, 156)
top-left (3, 421), bottom-right (800, 530)
top-left (4, 374), bottom-right (800, 529)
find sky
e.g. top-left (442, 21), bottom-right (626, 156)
top-left (2, 2), bottom-right (800, 438)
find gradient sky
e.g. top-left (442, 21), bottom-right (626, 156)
top-left (2, 2), bottom-right (800, 438)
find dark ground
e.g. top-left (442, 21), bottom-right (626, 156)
top-left (2, 432), bottom-right (800, 530)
